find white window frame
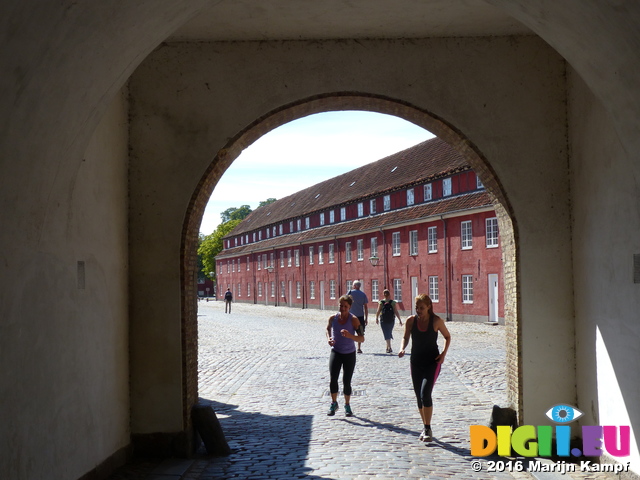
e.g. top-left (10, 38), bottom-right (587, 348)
top-left (357, 239), bottom-right (364, 261)
top-left (329, 244), bottom-right (335, 263)
top-left (370, 198), bottom-right (376, 214)
top-left (247, 283), bottom-right (251, 297)
top-left (407, 188), bottom-right (415, 206)
top-left (246, 256), bottom-right (250, 271)
top-left (237, 283), bottom-right (241, 297)
top-left (263, 254), bottom-right (268, 269)
top-left (340, 207), bottom-right (346, 221)
top-left (358, 202), bottom-right (364, 217)
top-left (318, 245), bottom-right (324, 264)
top-left (486, 217), bottom-right (499, 248)
top-left (463, 275), bottom-right (474, 303)
top-left (295, 249), bottom-right (300, 267)
top-left (393, 279), bottom-right (402, 302)
top-left (305, 217), bottom-right (310, 229)
top-left (443, 178), bottom-right (452, 197)
top-left (428, 226), bottom-right (438, 253)
top-left (329, 210), bottom-right (335, 224)
top-left (392, 232), bottom-right (401, 256)
top-left (346, 280), bottom-right (353, 292)
top-left (409, 230), bottom-right (418, 256)
top-left (297, 219), bottom-right (301, 231)
top-left (271, 281), bottom-right (275, 298)
top-left (258, 281), bottom-right (262, 297)
top-left (270, 252), bottom-right (274, 268)
top-left (310, 281), bottom-right (316, 299)
top-left (429, 276), bottom-right (439, 302)
top-left (289, 221), bottom-right (294, 232)
top-left (320, 212), bottom-right (325, 226)
top-left (309, 246), bottom-right (314, 265)
top-left (296, 281), bottom-right (301, 299)
top-left (477, 176), bottom-right (484, 189)
top-left (279, 224), bottom-right (283, 235)
top-left (371, 279), bottom-right (379, 301)
top-left (330, 280), bottom-right (336, 299)
top-left (461, 220), bottom-right (473, 250)
top-left (345, 242), bottom-right (352, 263)
top-left (287, 250), bottom-right (292, 267)
top-left (281, 281), bottom-right (285, 298)
top-left (371, 237), bottom-right (378, 258)
top-left (383, 195), bottom-right (391, 211)
top-left (280, 251), bottom-right (285, 268)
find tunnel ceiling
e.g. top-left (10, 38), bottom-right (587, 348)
top-left (168, 0), bottom-right (532, 41)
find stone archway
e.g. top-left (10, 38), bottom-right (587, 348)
top-left (181, 93), bottom-right (521, 436)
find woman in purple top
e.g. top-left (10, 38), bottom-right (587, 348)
top-left (326, 295), bottom-right (365, 417)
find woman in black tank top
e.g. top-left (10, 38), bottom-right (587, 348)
top-left (398, 294), bottom-right (451, 442)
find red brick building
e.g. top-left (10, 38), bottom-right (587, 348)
top-left (216, 137), bottom-right (504, 323)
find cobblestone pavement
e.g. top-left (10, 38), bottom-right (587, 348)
top-left (109, 301), bottom-right (620, 480)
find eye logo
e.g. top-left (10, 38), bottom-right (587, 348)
top-left (546, 404), bottom-right (583, 423)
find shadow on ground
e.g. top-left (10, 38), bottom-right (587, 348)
top-left (195, 398), bottom-right (333, 480)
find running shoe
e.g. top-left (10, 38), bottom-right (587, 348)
top-left (327, 401), bottom-right (339, 416)
top-left (419, 427), bottom-right (433, 442)
top-left (345, 404), bottom-right (354, 417)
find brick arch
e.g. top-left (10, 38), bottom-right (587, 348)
top-left (180, 92), bottom-right (521, 430)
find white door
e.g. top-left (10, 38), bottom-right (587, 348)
top-left (410, 276), bottom-right (419, 315)
top-left (319, 281), bottom-right (325, 310)
top-left (488, 274), bottom-right (499, 323)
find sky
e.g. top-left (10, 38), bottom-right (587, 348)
top-left (200, 111), bottom-right (435, 235)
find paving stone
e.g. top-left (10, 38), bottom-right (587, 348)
top-left (105, 302), bottom-right (622, 480)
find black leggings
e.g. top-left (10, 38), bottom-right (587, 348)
top-left (410, 361), bottom-right (441, 408)
top-left (329, 350), bottom-right (356, 396)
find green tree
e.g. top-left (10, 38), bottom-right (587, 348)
top-left (258, 198), bottom-right (277, 208)
top-left (196, 234), bottom-right (207, 282)
top-left (199, 219), bottom-right (242, 280)
top-left (220, 205), bottom-right (252, 223)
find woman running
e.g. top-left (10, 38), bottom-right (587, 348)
top-left (326, 295), bottom-right (365, 417)
top-left (398, 294), bottom-right (451, 441)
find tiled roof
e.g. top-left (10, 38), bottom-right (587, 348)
top-left (217, 190), bottom-right (493, 258)
top-left (228, 137), bottom-right (468, 235)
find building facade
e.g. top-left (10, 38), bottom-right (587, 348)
top-left (216, 138), bottom-right (504, 324)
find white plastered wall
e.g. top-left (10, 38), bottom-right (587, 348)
top-left (570, 69), bottom-right (640, 471)
top-left (128, 37), bottom-right (573, 432)
top-left (0, 88), bottom-right (131, 478)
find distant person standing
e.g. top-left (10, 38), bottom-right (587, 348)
top-left (224, 288), bottom-right (233, 314)
top-left (347, 280), bottom-right (368, 354)
top-left (375, 289), bottom-right (403, 353)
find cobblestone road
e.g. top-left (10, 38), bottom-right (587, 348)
top-left (109, 301), bottom-right (619, 480)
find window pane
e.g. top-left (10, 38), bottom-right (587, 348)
top-left (443, 178), bottom-right (452, 196)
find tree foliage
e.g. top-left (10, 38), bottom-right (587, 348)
top-left (258, 198), bottom-right (277, 208)
top-left (220, 205), bottom-right (252, 223)
top-left (200, 199), bottom-right (278, 280)
top-left (198, 219), bottom-right (242, 280)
